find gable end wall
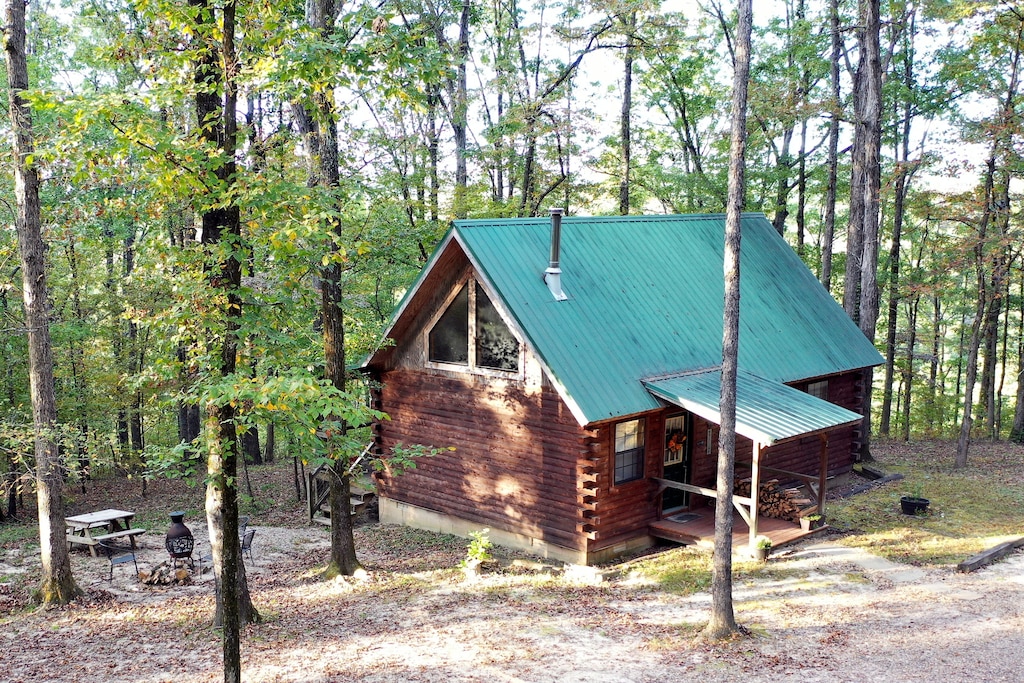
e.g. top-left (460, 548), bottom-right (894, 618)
top-left (374, 367), bottom-right (590, 558)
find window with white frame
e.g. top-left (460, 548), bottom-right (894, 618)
top-left (428, 279), bottom-right (520, 373)
top-left (614, 419), bottom-right (645, 485)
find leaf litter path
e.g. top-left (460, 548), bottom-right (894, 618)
top-left (3, 524), bottom-right (1023, 683)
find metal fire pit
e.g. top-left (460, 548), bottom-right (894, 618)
top-left (165, 511), bottom-right (195, 568)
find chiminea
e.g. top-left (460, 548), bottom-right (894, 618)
top-left (166, 511), bottom-right (195, 567)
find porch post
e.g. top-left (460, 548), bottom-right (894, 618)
top-left (748, 440), bottom-right (762, 549)
top-left (818, 433), bottom-right (829, 515)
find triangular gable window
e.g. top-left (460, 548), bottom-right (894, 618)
top-left (428, 283), bottom-right (469, 365)
top-left (428, 280), bottom-right (520, 373)
top-left (476, 288), bottom-right (518, 371)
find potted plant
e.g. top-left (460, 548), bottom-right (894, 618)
top-left (753, 535), bottom-right (772, 562)
top-left (900, 485), bottom-right (930, 515)
top-left (799, 513), bottom-right (823, 531)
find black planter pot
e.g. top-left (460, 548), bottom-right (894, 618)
top-left (900, 496), bottom-right (930, 515)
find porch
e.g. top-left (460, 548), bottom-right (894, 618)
top-left (642, 370), bottom-right (860, 553)
top-left (648, 506), bottom-right (827, 552)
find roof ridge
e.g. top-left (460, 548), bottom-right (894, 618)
top-left (453, 212), bottom-right (770, 227)
top-left (641, 366), bottom-right (722, 383)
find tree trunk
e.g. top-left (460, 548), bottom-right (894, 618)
top-left (427, 86), bottom-right (440, 224)
top-left (64, 236), bottom-right (91, 481)
top-left (956, 296), bottom-right (985, 469)
top-left (263, 421), bottom-right (276, 463)
top-left (705, 0), bottom-right (751, 642)
top-left (128, 320), bottom-right (144, 454)
top-left (241, 426), bottom-right (261, 465)
top-left (900, 294), bottom-right (920, 442)
top-left (769, 128), bottom-right (793, 237)
top-left (5, 0), bottom-right (83, 607)
top-left (926, 294), bottom-right (941, 435)
top-left (619, 10), bottom-right (636, 216)
top-left (978, 247), bottom-right (1009, 441)
top-left (321, 256), bottom-right (361, 576)
top-left (879, 168), bottom-right (903, 437)
top-left (190, 0), bottom-right (260, 677)
top-left (178, 400), bottom-right (201, 448)
top-left (820, 0), bottom-right (841, 289)
top-left (796, 117), bottom-right (808, 258)
top-left (849, 0), bottom-right (882, 461)
top-left (453, 0), bottom-right (470, 219)
top-left (1011, 271), bottom-right (1024, 443)
top-left (956, 157), bottom-right (997, 468)
top-left (300, 0), bottom-right (363, 577)
top-left (978, 11), bottom-right (1023, 442)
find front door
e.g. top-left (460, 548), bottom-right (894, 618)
top-left (662, 413), bottom-right (691, 511)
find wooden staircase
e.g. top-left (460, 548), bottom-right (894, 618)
top-left (309, 482), bottom-right (375, 526)
top-left (307, 443), bottom-right (376, 526)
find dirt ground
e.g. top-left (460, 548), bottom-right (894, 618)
top-left (1, 444), bottom-right (1023, 682)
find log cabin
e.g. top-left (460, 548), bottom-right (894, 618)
top-left (361, 212), bottom-right (883, 565)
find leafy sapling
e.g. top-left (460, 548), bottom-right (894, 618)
top-left (460, 528), bottom-right (494, 569)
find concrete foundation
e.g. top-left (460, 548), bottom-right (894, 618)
top-left (379, 497), bottom-right (590, 565)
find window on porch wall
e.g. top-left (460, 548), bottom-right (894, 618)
top-left (614, 419), bottom-right (645, 484)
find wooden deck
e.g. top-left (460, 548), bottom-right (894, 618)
top-left (649, 506), bottom-right (826, 551)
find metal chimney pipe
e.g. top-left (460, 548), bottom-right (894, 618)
top-left (548, 207), bottom-right (563, 269)
top-left (544, 208), bottom-right (568, 301)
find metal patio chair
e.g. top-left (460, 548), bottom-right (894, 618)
top-left (240, 528), bottom-right (256, 565)
top-left (98, 540), bottom-right (139, 581)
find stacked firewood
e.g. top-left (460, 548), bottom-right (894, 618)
top-left (733, 479), bottom-right (810, 522)
top-left (139, 561), bottom-right (192, 586)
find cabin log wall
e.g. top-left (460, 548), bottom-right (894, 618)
top-left (579, 412), bottom-right (662, 556)
top-left (375, 368), bottom-right (588, 551)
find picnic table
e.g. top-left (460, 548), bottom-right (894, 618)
top-left (65, 509), bottom-right (146, 558)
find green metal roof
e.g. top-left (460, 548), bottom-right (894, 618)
top-left (454, 213), bottom-right (881, 424)
top-left (643, 370), bottom-right (862, 445)
top-left (369, 213), bottom-right (882, 426)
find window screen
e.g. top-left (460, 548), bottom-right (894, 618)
top-left (475, 287), bottom-right (519, 371)
top-left (428, 283), bottom-right (469, 364)
top-left (807, 380), bottom-right (829, 401)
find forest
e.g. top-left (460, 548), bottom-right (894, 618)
top-left (2, 0), bottom-right (1023, 530)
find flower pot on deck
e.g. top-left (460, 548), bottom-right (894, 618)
top-left (900, 496), bottom-right (930, 515)
top-left (799, 515), bottom-right (823, 531)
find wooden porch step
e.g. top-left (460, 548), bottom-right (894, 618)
top-left (648, 519), bottom-right (704, 547)
top-left (312, 490), bottom-right (376, 525)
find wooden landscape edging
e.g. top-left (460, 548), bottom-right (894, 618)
top-left (956, 536), bottom-right (1024, 573)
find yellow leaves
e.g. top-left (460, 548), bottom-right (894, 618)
top-left (321, 250), bottom-right (350, 266)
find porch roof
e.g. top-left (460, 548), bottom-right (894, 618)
top-left (642, 369), bottom-right (862, 446)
